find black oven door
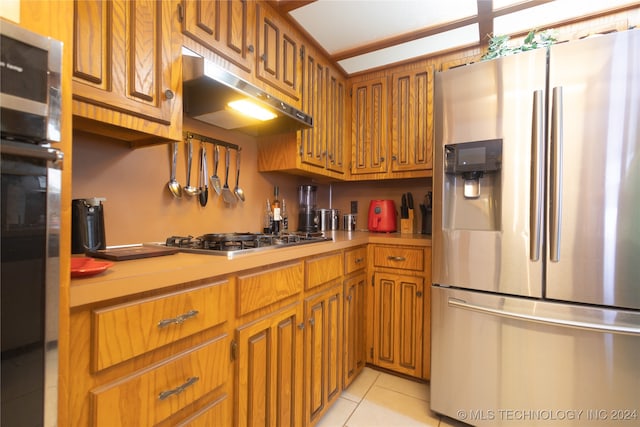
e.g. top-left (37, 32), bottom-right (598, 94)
top-left (1, 140), bottom-right (61, 427)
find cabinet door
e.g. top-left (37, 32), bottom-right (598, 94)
top-left (255, 3), bottom-right (300, 101)
top-left (235, 304), bottom-right (303, 427)
top-left (181, 0), bottom-right (255, 73)
top-left (372, 272), bottom-right (423, 378)
top-left (73, 0), bottom-right (180, 136)
top-left (304, 283), bottom-right (342, 427)
top-left (391, 67), bottom-right (434, 172)
top-left (300, 47), bottom-right (325, 169)
top-left (351, 77), bottom-right (388, 175)
top-left (343, 273), bottom-right (366, 389)
top-left (326, 67), bottom-right (346, 174)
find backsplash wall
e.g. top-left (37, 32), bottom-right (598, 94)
top-left (72, 118), bottom-right (431, 246)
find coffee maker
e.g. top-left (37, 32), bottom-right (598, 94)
top-left (71, 198), bottom-right (106, 254)
top-left (297, 185), bottom-right (318, 232)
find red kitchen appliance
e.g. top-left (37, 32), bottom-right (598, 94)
top-left (368, 200), bottom-right (397, 232)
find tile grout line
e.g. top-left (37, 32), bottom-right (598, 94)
top-left (342, 371), bottom-right (381, 426)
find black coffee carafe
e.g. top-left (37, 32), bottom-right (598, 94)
top-left (71, 198), bottom-right (106, 254)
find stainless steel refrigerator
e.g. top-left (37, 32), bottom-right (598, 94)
top-left (431, 29), bottom-right (640, 426)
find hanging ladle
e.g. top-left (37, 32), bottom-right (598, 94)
top-left (234, 149), bottom-right (245, 202)
top-left (183, 137), bottom-right (200, 196)
top-left (167, 142), bottom-right (182, 198)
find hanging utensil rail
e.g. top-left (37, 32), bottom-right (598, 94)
top-left (183, 131), bottom-right (239, 152)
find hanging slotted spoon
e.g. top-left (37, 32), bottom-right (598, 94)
top-left (210, 144), bottom-right (221, 195)
top-left (221, 146), bottom-right (236, 204)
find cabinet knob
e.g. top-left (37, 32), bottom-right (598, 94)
top-left (380, 157), bottom-right (385, 162)
top-left (392, 155), bottom-right (397, 161)
top-left (298, 322), bottom-right (305, 330)
top-left (416, 291), bottom-right (423, 297)
top-left (164, 89), bottom-right (175, 100)
top-left (260, 54), bottom-right (266, 62)
top-left (247, 44), bottom-right (254, 53)
top-left (309, 318), bottom-right (315, 327)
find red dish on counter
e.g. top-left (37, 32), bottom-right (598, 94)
top-left (70, 257), bottom-right (113, 278)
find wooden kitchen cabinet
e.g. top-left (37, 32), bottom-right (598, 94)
top-left (72, 0), bottom-right (182, 145)
top-left (180, 0), bottom-right (256, 73)
top-left (390, 64), bottom-right (434, 173)
top-left (343, 245), bottom-right (367, 389)
top-left (343, 273), bottom-right (366, 389)
top-left (234, 303), bottom-right (304, 427)
top-left (233, 260), bottom-right (304, 427)
top-left (257, 45), bottom-right (348, 180)
top-left (350, 76), bottom-right (389, 177)
top-left (68, 278), bottom-right (232, 426)
top-left (304, 281), bottom-right (343, 427)
top-left (367, 244), bottom-right (432, 379)
top-left (255, 2), bottom-right (301, 101)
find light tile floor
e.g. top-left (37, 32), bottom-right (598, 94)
top-left (316, 367), bottom-right (470, 427)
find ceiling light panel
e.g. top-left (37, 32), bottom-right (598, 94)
top-left (494, 0), bottom-right (640, 35)
top-left (289, 0), bottom-right (478, 55)
top-left (338, 24), bottom-right (479, 74)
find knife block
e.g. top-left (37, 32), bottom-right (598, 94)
top-left (400, 209), bottom-right (415, 234)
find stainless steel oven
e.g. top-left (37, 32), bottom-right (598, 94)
top-left (1, 18), bottom-right (62, 427)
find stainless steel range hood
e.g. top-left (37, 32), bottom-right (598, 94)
top-left (182, 55), bottom-right (313, 136)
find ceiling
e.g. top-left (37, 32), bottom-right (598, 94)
top-left (271, 0), bottom-right (639, 75)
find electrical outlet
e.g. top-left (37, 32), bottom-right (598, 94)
top-left (350, 201), bottom-right (358, 214)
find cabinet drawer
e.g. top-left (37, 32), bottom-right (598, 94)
top-left (344, 246), bottom-right (367, 275)
top-left (90, 335), bottom-right (228, 427)
top-left (92, 280), bottom-right (229, 371)
top-left (174, 393), bottom-right (229, 427)
top-left (306, 251), bottom-right (343, 290)
top-left (237, 261), bottom-right (303, 316)
top-left (372, 245), bottom-right (424, 271)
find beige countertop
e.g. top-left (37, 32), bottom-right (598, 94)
top-left (70, 231), bottom-right (431, 308)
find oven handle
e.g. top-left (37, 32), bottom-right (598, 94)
top-left (1, 140), bottom-right (63, 163)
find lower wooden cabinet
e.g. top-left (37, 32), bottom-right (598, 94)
top-left (68, 278), bottom-right (232, 426)
top-left (90, 335), bottom-right (229, 427)
top-left (367, 244), bottom-right (431, 380)
top-left (343, 272), bottom-right (366, 389)
top-left (371, 272), bottom-right (424, 378)
top-left (303, 282), bottom-right (343, 427)
top-left (234, 303), bottom-right (304, 427)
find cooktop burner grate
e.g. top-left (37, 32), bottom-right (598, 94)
top-left (158, 231), bottom-right (331, 257)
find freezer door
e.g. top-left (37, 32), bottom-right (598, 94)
top-left (431, 286), bottom-right (640, 427)
top-left (433, 48), bottom-right (547, 297)
top-left (546, 30), bottom-right (640, 310)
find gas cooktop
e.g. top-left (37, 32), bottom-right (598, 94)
top-left (149, 232), bottom-right (332, 259)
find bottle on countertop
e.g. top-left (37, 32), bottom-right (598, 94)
top-left (272, 186), bottom-right (281, 234)
top-left (281, 198), bottom-right (289, 233)
top-left (264, 198), bottom-right (274, 234)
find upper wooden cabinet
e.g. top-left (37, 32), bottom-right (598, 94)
top-left (72, 0), bottom-right (182, 145)
top-left (390, 65), bottom-right (434, 173)
top-left (255, 2), bottom-right (301, 101)
top-left (257, 45), bottom-right (347, 180)
top-left (350, 76), bottom-right (389, 177)
top-left (180, 0), bottom-right (255, 73)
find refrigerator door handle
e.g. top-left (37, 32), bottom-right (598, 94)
top-left (448, 297), bottom-right (640, 336)
top-left (530, 90), bottom-right (544, 261)
top-left (549, 86), bottom-right (563, 262)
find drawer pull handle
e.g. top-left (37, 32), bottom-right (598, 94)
top-left (157, 309), bottom-right (199, 328)
top-left (355, 258), bottom-right (364, 263)
top-left (387, 256), bottom-right (406, 262)
top-left (158, 376), bottom-right (199, 401)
